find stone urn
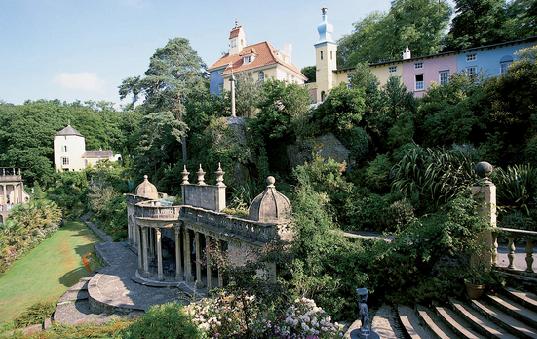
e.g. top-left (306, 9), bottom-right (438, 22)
top-left (465, 281), bottom-right (486, 299)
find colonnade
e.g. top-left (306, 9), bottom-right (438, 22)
top-left (0, 183), bottom-right (22, 205)
top-left (134, 224), bottom-right (224, 289)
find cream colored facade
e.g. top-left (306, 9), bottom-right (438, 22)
top-left (222, 64), bottom-right (304, 91)
top-left (54, 125), bottom-right (120, 172)
top-left (54, 130), bottom-right (87, 171)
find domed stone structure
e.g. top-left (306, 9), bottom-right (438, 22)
top-left (135, 175), bottom-right (158, 200)
top-left (249, 176), bottom-right (291, 223)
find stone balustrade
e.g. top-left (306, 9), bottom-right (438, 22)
top-left (180, 206), bottom-right (280, 244)
top-left (494, 227), bottom-right (537, 273)
top-left (135, 201), bottom-right (181, 221)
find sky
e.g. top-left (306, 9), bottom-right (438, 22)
top-left (0, 0), bottom-right (392, 106)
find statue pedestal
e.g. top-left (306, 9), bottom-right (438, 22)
top-left (350, 328), bottom-right (380, 339)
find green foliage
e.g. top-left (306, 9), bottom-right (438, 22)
top-left (525, 135), bottom-right (537, 164)
top-left (314, 84), bottom-right (365, 134)
top-left (13, 301), bottom-right (55, 328)
top-left (365, 154), bottom-right (393, 192)
top-left (0, 100), bottom-right (127, 186)
top-left (392, 145), bottom-right (478, 211)
top-left (301, 66), bottom-right (316, 83)
top-left (47, 171), bottom-right (89, 218)
top-left (337, 0), bottom-right (451, 66)
top-left (121, 303), bottom-right (203, 339)
top-left (235, 72), bottom-right (262, 118)
top-left (0, 193), bottom-right (62, 272)
top-left (339, 127), bottom-right (369, 162)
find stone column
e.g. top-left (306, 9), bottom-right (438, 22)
top-left (471, 162), bottom-right (497, 268)
top-left (175, 227), bottom-right (182, 280)
top-left (217, 239), bottom-right (224, 288)
top-left (149, 228), bottom-right (155, 260)
top-left (183, 228), bottom-right (192, 281)
top-left (156, 228), bottom-right (163, 280)
top-left (206, 236), bottom-right (213, 290)
top-left (141, 227), bottom-right (149, 275)
top-left (195, 232), bottom-right (202, 284)
top-left (137, 225), bottom-right (143, 271)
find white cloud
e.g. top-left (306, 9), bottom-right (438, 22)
top-left (53, 72), bottom-right (105, 92)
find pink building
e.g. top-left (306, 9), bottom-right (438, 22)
top-left (401, 52), bottom-right (457, 98)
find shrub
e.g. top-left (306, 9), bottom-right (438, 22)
top-left (525, 135), bottom-right (537, 164)
top-left (392, 144), bottom-right (478, 212)
top-left (13, 301), bottom-right (55, 328)
top-left (121, 303), bottom-right (202, 339)
top-left (339, 126), bottom-right (369, 162)
top-left (365, 154), bottom-right (392, 192)
top-left (279, 297), bottom-right (343, 338)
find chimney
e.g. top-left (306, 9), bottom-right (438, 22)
top-left (403, 47), bottom-right (411, 60)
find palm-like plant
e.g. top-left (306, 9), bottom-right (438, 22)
top-left (493, 164), bottom-right (537, 215)
top-left (392, 145), bottom-right (477, 211)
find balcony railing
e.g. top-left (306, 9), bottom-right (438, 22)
top-left (135, 200), bottom-right (181, 221)
top-left (180, 206), bottom-right (279, 243)
top-left (493, 227), bottom-right (537, 274)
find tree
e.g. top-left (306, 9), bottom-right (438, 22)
top-left (338, 0), bottom-right (451, 67)
top-left (235, 73), bottom-right (261, 118)
top-left (504, 0), bottom-right (537, 39)
top-left (119, 38), bottom-right (207, 161)
top-left (300, 66), bottom-right (316, 83)
top-left (445, 0), bottom-right (508, 50)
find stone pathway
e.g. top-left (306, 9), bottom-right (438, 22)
top-left (90, 241), bottom-right (183, 313)
top-left (344, 305), bottom-right (403, 338)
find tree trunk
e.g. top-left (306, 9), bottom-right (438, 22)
top-left (181, 136), bottom-right (188, 162)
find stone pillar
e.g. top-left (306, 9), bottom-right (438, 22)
top-left (195, 232), bottom-right (202, 284)
top-left (175, 227), bottom-right (182, 280)
top-left (149, 228), bottom-right (155, 260)
top-left (217, 239), bottom-right (224, 287)
top-left (141, 227), bottom-right (149, 275)
top-left (471, 162), bottom-right (497, 268)
top-left (156, 228), bottom-right (163, 280)
top-left (137, 225), bottom-right (143, 271)
top-left (206, 236), bottom-right (213, 290)
top-left (183, 228), bottom-right (192, 281)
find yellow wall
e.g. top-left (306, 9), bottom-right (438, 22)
top-left (222, 65), bottom-right (302, 91)
top-left (370, 63), bottom-right (403, 87)
top-left (315, 42), bottom-right (337, 102)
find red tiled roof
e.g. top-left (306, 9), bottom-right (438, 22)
top-left (208, 41), bottom-right (306, 79)
top-left (229, 26), bottom-right (241, 39)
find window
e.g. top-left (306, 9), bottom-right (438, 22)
top-left (414, 62), bottom-right (423, 69)
top-left (467, 66), bottom-right (477, 77)
top-left (330, 50), bottom-right (333, 60)
top-left (218, 83), bottom-right (223, 93)
top-left (320, 51), bottom-right (324, 60)
top-left (415, 74), bottom-right (424, 91)
top-left (61, 157), bottom-right (69, 166)
top-left (389, 66), bottom-right (397, 73)
top-left (500, 62), bottom-right (512, 74)
top-left (230, 40), bottom-right (236, 48)
top-left (466, 53), bottom-right (477, 61)
top-left (243, 55), bottom-right (252, 64)
top-left (63, 145), bottom-right (67, 152)
top-left (439, 70), bottom-right (450, 85)
top-left (321, 91), bottom-right (326, 102)
top-left (258, 71), bottom-right (265, 82)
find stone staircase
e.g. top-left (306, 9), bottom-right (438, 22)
top-left (398, 287), bottom-right (537, 338)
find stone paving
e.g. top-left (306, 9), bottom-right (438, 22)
top-left (91, 241), bottom-right (184, 313)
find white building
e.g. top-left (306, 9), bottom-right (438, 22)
top-left (54, 125), bottom-right (120, 172)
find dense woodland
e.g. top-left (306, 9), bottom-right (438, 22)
top-left (1, 0), bottom-right (537, 335)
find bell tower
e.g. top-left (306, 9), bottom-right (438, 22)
top-left (229, 20), bottom-right (247, 55)
top-left (315, 8), bottom-right (337, 102)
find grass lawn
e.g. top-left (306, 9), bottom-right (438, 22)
top-left (0, 220), bottom-right (98, 324)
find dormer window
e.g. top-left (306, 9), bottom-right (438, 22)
top-left (243, 55), bottom-right (254, 64)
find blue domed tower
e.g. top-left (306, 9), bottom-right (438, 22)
top-left (315, 8), bottom-right (337, 103)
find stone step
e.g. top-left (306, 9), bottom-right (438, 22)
top-left (54, 300), bottom-right (116, 325)
top-left (434, 305), bottom-right (482, 338)
top-left (503, 288), bottom-right (537, 314)
top-left (397, 305), bottom-right (435, 339)
top-left (416, 305), bottom-right (458, 339)
top-left (449, 299), bottom-right (516, 338)
top-left (486, 293), bottom-right (537, 328)
top-left (471, 299), bottom-right (537, 338)
top-left (371, 305), bottom-right (403, 338)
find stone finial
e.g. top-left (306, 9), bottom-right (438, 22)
top-left (181, 165), bottom-right (190, 185)
top-left (215, 162), bottom-right (225, 187)
top-left (476, 161), bottom-right (493, 181)
top-left (143, 174), bottom-right (148, 181)
top-left (266, 176), bottom-right (276, 188)
top-left (197, 164), bottom-right (206, 186)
